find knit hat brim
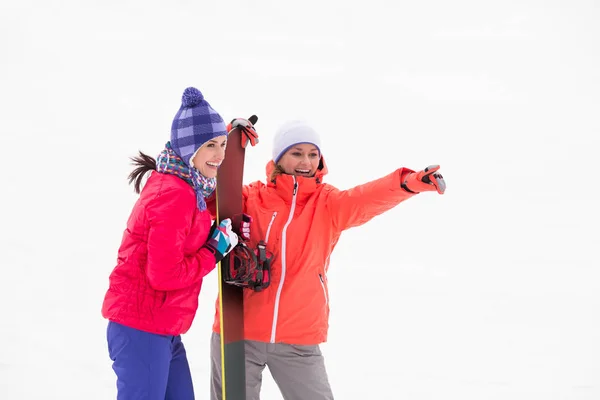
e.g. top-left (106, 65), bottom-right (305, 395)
top-left (272, 121), bottom-right (322, 164)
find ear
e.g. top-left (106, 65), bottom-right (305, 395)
top-left (248, 115), bottom-right (258, 125)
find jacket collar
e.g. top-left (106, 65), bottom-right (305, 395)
top-left (265, 157), bottom-right (329, 206)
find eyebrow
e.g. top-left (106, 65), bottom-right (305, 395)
top-left (292, 147), bottom-right (318, 152)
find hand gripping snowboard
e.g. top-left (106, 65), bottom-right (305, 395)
top-left (216, 115), bottom-right (258, 400)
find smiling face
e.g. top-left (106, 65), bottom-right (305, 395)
top-left (277, 143), bottom-right (320, 177)
top-left (191, 135), bottom-right (227, 178)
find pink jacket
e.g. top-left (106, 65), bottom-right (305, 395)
top-left (102, 172), bottom-right (217, 335)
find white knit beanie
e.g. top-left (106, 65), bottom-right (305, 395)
top-left (272, 120), bottom-right (322, 164)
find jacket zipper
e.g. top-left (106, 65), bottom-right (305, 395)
top-left (319, 274), bottom-right (328, 306)
top-left (270, 178), bottom-right (298, 343)
top-left (264, 212), bottom-right (277, 243)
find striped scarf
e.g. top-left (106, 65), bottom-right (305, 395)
top-left (156, 142), bottom-right (216, 211)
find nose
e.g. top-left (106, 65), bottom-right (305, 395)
top-left (216, 145), bottom-right (226, 160)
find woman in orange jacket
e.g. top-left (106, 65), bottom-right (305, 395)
top-left (210, 120), bottom-right (446, 400)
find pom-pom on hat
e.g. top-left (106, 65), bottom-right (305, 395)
top-left (272, 120), bottom-right (322, 164)
top-left (170, 87), bottom-right (227, 167)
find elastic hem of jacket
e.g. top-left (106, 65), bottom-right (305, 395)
top-left (203, 245), bottom-right (222, 263)
top-left (401, 182), bottom-right (418, 194)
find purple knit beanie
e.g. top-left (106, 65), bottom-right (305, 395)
top-left (170, 87), bottom-right (228, 167)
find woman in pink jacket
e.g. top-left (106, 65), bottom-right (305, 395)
top-left (101, 87), bottom-right (243, 400)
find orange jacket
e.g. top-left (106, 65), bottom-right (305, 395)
top-left (212, 159), bottom-right (416, 345)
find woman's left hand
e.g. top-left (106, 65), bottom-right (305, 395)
top-left (233, 213), bottom-right (252, 241)
top-left (227, 115), bottom-right (259, 148)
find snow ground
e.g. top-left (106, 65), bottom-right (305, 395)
top-left (1, 1), bottom-right (598, 398)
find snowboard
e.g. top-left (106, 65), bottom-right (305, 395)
top-left (215, 115), bottom-right (258, 400)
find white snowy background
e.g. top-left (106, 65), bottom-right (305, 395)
top-left (1, 0), bottom-right (598, 399)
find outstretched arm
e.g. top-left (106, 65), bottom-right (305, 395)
top-left (326, 168), bottom-right (414, 230)
top-left (327, 165), bottom-right (445, 230)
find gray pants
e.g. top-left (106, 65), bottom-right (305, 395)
top-left (210, 332), bottom-right (334, 400)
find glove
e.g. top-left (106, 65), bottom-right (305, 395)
top-left (402, 165), bottom-right (446, 194)
top-left (232, 213), bottom-right (252, 241)
top-left (203, 218), bottom-right (239, 263)
top-left (227, 115), bottom-right (259, 148)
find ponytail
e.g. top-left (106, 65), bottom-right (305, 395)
top-left (128, 151), bottom-right (157, 193)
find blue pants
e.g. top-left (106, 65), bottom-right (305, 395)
top-left (107, 321), bottom-right (195, 400)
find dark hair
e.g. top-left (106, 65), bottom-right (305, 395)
top-left (128, 151), bottom-right (157, 194)
top-left (269, 164), bottom-right (286, 183)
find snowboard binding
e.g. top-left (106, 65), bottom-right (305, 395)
top-left (223, 240), bottom-right (272, 292)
